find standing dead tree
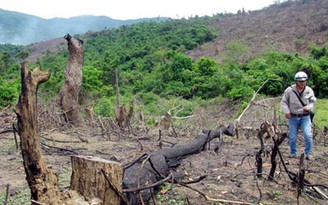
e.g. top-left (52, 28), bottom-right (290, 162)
top-left (14, 63), bottom-right (63, 204)
top-left (255, 121), bottom-right (328, 202)
top-left (59, 34), bottom-right (84, 126)
top-left (255, 121), bottom-right (287, 179)
top-left (114, 68), bottom-right (134, 130)
top-left (14, 63), bottom-right (126, 205)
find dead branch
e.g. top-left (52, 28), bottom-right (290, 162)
top-left (41, 141), bottom-right (79, 155)
top-left (123, 124), bottom-right (235, 204)
top-left (40, 135), bottom-right (80, 143)
top-left (234, 79), bottom-right (282, 138)
top-left (313, 186), bottom-right (328, 200)
top-left (4, 183), bottom-right (9, 205)
top-left (268, 131), bottom-right (287, 180)
top-left (97, 116), bottom-right (110, 140)
top-left (256, 122), bottom-right (271, 178)
top-left (255, 178), bottom-right (263, 204)
top-left (123, 172), bottom-right (173, 193)
top-left (101, 169), bottom-right (131, 205)
top-left (31, 199), bottom-right (46, 205)
top-left (186, 184), bottom-right (253, 205)
top-left (297, 154), bottom-right (305, 203)
top-left (0, 129), bottom-right (14, 135)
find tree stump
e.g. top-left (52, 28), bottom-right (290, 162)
top-left (14, 63), bottom-right (63, 204)
top-left (59, 34), bottom-right (84, 126)
top-left (70, 156), bottom-right (123, 205)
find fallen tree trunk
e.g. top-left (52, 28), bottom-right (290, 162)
top-left (123, 123), bottom-right (235, 204)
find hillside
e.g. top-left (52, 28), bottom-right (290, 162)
top-left (18, 0), bottom-right (328, 65)
top-left (0, 8), bottom-right (167, 45)
top-left (187, 0), bottom-right (328, 62)
top-left (1, 2), bottom-right (328, 204)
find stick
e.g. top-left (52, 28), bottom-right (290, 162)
top-left (101, 169), bottom-right (131, 205)
top-left (205, 196), bottom-right (253, 205)
top-left (4, 183), bottom-right (9, 205)
top-left (234, 78), bottom-right (282, 137)
top-left (123, 173), bottom-right (173, 192)
top-left (31, 199), bottom-right (46, 205)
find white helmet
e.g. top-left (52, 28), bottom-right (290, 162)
top-left (295, 71), bottom-right (308, 81)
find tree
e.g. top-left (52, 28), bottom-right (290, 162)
top-left (1, 52), bottom-right (10, 73)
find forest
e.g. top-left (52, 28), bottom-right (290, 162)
top-left (0, 15), bottom-right (327, 119)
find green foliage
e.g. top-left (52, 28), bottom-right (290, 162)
top-left (17, 51), bottom-right (29, 60)
top-left (1, 15), bottom-right (328, 109)
top-left (0, 43), bottom-right (22, 55)
top-left (136, 92), bottom-right (161, 115)
top-left (314, 99), bottom-right (328, 129)
top-left (93, 94), bottom-right (134, 117)
top-left (93, 96), bottom-right (115, 117)
top-left (156, 183), bottom-right (187, 205)
top-left (82, 65), bottom-right (104, 94)
top-left (0, 187), bottom-right (30, 205)
top-left (223, 40), bottom-right (249, 65)
top-left (0, 76), bottom-right (19, 108)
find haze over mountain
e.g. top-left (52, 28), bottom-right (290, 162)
top-left (0, 8), bottom-right (167, 45)
top-left (1, 0), bottom-right (327, 64)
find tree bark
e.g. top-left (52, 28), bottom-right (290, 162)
top-left (14, 63), bottom-right (63, 204)
top-left (268, 133), bottom-right (286, 180)
top-left (123, 123), bottom-right (235, 204)
top-left (59, 34), bottom-right (84, 126)
top-left (70, 156), bottom-right (123, 205)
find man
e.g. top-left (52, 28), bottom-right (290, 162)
top-left (281, 71), bottom-right (316, 161)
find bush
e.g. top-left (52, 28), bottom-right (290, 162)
top-left (0, 78), bottom-right (19, 108)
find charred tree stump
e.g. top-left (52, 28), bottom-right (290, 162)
top-left (70, 156), bottom-right (123, 205)
top-left (114, 68), bottom-right (134, 130)
top-left (114, 101), bottom-right (134, 129)
top-left (256, 123), bottom-right (267, 178)
top-left (14, 63), bottom-right (63, 204)
top-left (297, 153), bottom-right (305, 202)
top-left (59, 34), bottom-right (84, 126)
top-left (123, 123), bottom-right (235, 204)
top-left (268, 133), bottom-right (287, 180)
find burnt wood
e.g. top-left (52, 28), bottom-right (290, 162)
top-left (122, 123), bottom-right (235, 204)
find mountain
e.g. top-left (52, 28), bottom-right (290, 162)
top-left (187, 0), bottom-right (328, 61)
top-left (0, 9), bottom-right (168, 45)
top-left (3, 0), bottom-right (328, 63)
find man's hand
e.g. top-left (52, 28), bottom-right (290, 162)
top-left (303, 105), bottom-right (310, 112)
top-left (285, 113), bottom-right (291, 119)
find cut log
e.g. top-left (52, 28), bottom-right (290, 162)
top-left (70, 156), bottom-right (123, 205)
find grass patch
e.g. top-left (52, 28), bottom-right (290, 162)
top-left (0, 186), bottom-right (30, 205)
top-left (314, 98), bottom-right (328, 129)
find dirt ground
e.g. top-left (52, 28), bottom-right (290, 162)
top-left (1, 99), bottom-right (328, 205)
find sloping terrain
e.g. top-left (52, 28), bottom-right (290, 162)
top-left (187, 0), bottom-right (328, 62)
top-left (22, 0), bottom-right (328, 65)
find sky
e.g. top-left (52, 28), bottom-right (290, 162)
top-left (0, 0), bottom-right (275, 20)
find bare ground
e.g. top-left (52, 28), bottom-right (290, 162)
top-left (1, 99), bottom-right (328, 205)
